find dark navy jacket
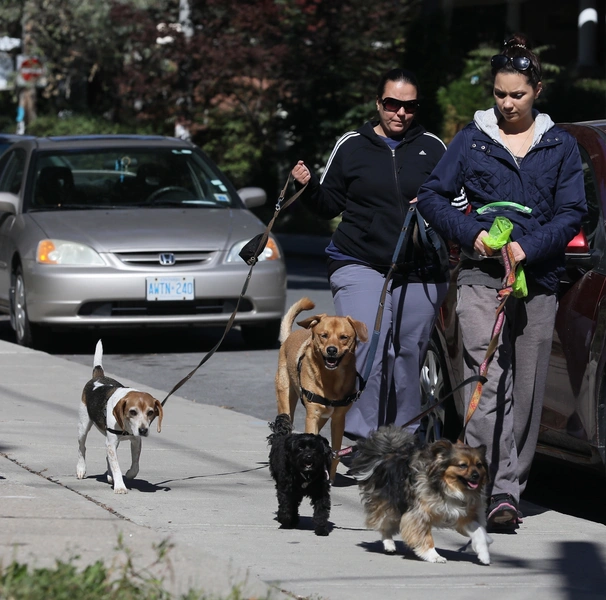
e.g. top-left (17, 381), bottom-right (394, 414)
top-left (416, 116), bottom-right (587, 292)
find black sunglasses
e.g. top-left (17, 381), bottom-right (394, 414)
top-left (491, 55), bottom-right (531, 72)
top-left (380, 97), bottom-right (420, 113)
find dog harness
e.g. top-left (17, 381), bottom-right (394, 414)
top-left (297, 356), bottom-right (364, 408)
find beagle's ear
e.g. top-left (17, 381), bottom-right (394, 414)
top-left (112, 398), bottom-right (127, 431)
top-left (154, 400), bottom-right (164, 433)
top-left (347, 317), bottom-right (368, 343)
top-left (297, 314), bottom-right (326, 329)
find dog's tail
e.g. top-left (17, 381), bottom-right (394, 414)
top-left (349, 425), bottom-right (420, 482)
top-left (267, 413), bottom-right (293, 445)
top-left (92, 339), bottom-right (105, 379)
top-left (279, 297), bottom-right (315, 344)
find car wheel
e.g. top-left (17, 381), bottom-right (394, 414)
top-left (240, 320), bottom-right (280, 349)
top-left (11, 267), bottom-right (48, 349)
top-left (418, 337), bottom-right (460, 443)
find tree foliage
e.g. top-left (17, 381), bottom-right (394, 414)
top-left (2, 0), bottom-right (601, 230)
top-left (0, 0), bottom-right (423, 194)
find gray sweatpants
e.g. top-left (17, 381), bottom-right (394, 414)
top-left (330, 264), bottom-right (448, 439)
top-left (457, 284), bottom-right (557, 502)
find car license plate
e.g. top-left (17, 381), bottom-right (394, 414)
top-left (146, 276), bottom-right (194, 301)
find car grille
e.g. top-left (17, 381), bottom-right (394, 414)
top-left (78, 298), bottom-right (253, 317)
top-left (113, 250), bottom-right (215, 266)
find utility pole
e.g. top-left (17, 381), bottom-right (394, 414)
top-left (17, 0), bottom-right (37, 134)
top-left (175, 0), bottom-right (193, 140)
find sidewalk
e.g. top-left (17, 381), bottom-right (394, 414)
top-left (1, 341), bottom-right (606, 600)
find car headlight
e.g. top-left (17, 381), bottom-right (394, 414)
top-left (37, 239), bottom-right (105, 266)
top-left (225, 236), bottom-right (282, 263)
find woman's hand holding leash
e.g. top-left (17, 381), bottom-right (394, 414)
top-left (508, 241), bottom-right (526, 263)
top-left (292, 160), bottom-right (311, 185)
top-left (475, 232), bottom-right (526, 262)
top-left (475, 231), bottom-right (493, 257)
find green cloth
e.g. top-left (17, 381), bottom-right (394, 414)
top-left (483, 217), bottom-right (528, 298)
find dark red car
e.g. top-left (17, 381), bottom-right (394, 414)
top-left (420, 120), bottom-right (606, 475)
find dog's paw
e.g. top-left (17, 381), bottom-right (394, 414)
top-left (278, 519), bottom-right (296, 529)
top-left (76, 463), bottom-right (86, 479)
top-left (314, 526), bottom-right (329, 536)
top-left (382, 539), bottom-right (397, 554)
top-left (418, 548), bottom-right (447, 563)
top-left (113, 485), bottom-right (128, 494)
top-left (477, 551), bottom-right (491, 565)
top-left (429, 555), bottom-right (447, 564)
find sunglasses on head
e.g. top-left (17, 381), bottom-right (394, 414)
top-left (491, 55), bottom-right (531, 72)
top-left (380, 97), bottom-right (420, 113)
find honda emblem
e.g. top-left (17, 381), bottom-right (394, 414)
top-left (159, 252), bottom-right (175, 266)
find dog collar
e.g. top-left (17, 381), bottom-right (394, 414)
top-left (106, 427), bottom-right (131, 436)
top-left (300, 468), bottom-right (331, 488)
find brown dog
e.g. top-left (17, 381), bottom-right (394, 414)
top-left (275, 297), bottom-right (368, 481)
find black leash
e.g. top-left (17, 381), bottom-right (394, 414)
top-left (159, 175), bottom-right (307, 408)
top-left (359, 205), bottom-right (417, 387)
top-left (334, 204), bottom-right (483, 459)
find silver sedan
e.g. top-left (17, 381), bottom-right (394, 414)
top-left (0, 135), bottom-right (286, 349)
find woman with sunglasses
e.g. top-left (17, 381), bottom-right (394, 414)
top-left (290, 68), bottom-right (455, 444)
top-left (417, 34), bottom-right (586, 532)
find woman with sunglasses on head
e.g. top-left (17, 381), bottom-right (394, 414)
top-left (417, 34), bottom-right (586, 532)
top-left (290, 68), bottom-right (457, 443)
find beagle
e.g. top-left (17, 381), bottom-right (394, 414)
top-left (76, 340), bottom-right (163, 493)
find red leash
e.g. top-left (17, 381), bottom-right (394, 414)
top-left (458, 242), bottom-right (518, 440)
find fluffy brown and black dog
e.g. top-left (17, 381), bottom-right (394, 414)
top-left (268, 413), bottom-right (333, 536)
top-left (350, 425), bottom-right (492, 565)
top-left (275, 297), bottom-right (368, 481)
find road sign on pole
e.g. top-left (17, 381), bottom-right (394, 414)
top-left (16, 55), bottom-right (44, 87)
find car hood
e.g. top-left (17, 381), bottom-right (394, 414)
top-left (27, 208), bottom-right (265, 252)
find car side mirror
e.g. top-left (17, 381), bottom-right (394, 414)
top-left (238, 187), bottom-right (267, 209)
top-left (0, 192), bottom-right (18, 215)
top-left (565, 229), bottom-right (599, 268)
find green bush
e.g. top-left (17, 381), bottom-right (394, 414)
top-left (0, 536), bottom-right (275, 600)
top-left (0, 556), bottom-right (271, 600)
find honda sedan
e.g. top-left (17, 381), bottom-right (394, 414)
top-left (0, 135), bottom-right (286, 349)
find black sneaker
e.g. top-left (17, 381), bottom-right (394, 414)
top-left (486, 493), bottom-right (520, 533)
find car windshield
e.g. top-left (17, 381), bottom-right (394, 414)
top-left (28, 147), bottom-right (237, 210)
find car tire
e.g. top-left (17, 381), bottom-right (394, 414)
top-left (418, 337), bottom-right (461, 443)
top-left (11, 266), bottom-right (48, 349)
top-left (240, 320), bottom-right (280, 349)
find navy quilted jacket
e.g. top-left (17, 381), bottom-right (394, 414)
top-left (417, 108), bottom-right (587, 292)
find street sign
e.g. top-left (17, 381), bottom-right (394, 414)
top-left (16, 55), bottom-right (44, 87)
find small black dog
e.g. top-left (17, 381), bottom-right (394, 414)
top-left (267, 414), bottom-right (332, 536)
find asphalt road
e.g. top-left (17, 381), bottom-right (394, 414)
top-left (0, 254), bottom-right (604, 527)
